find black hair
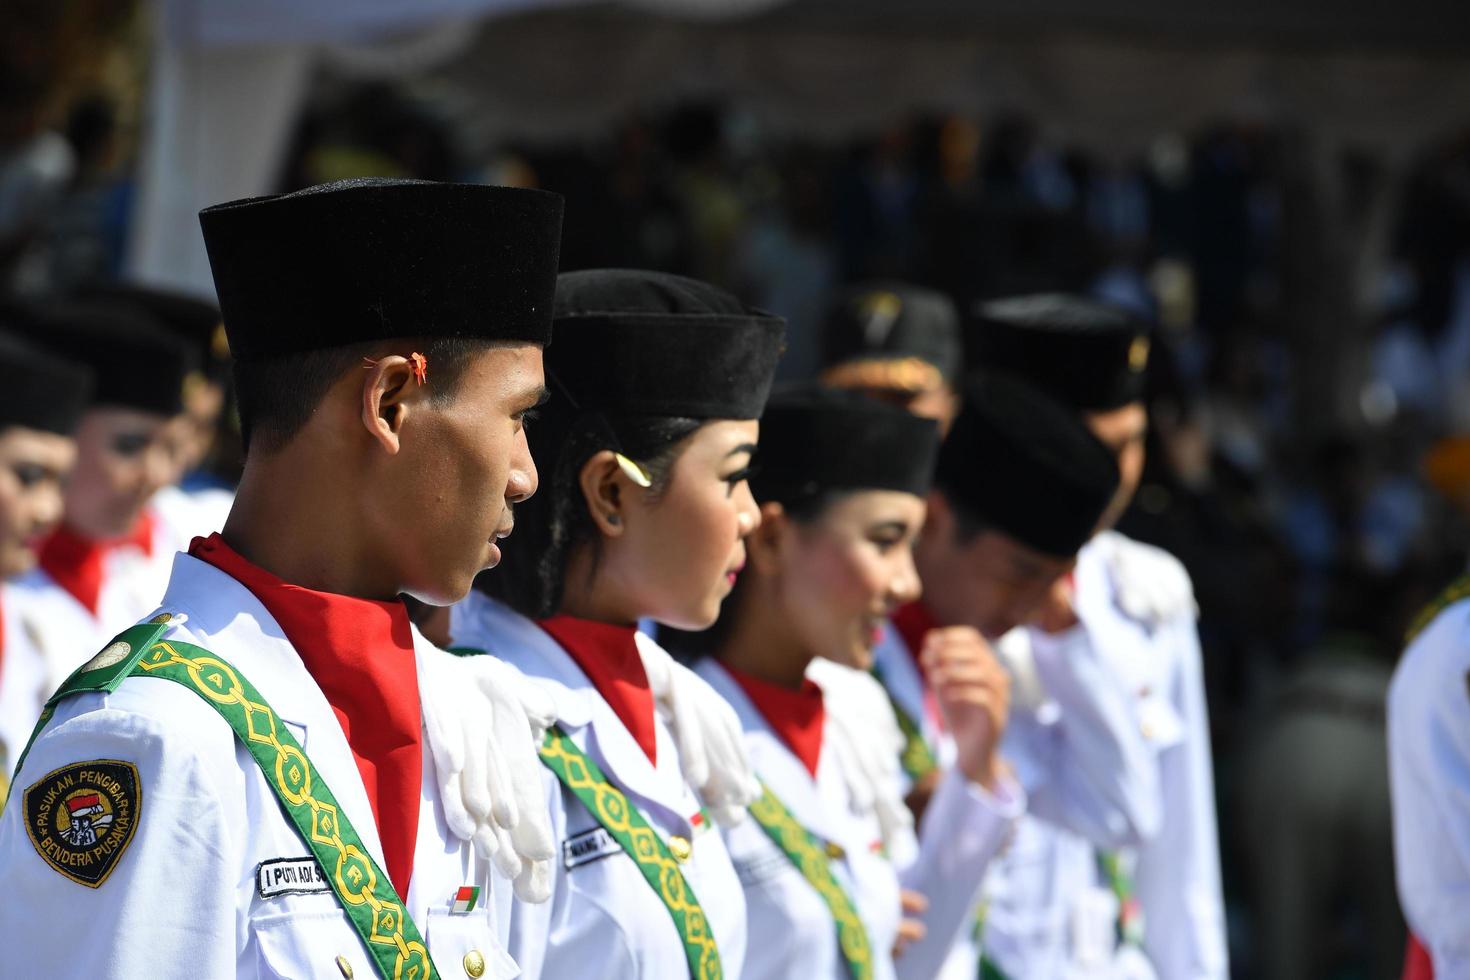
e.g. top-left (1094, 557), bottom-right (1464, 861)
top-left (231, 336), bottom-right (496, 454)
top-left (480, 414), bottom-right (703, 619)
top-left (932, 481), bottom-right (991, 544)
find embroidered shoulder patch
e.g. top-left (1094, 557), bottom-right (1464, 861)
top-left (24, 760), bottom-right (141, 888)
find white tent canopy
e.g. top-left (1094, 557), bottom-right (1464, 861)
top-left (128, 0), bottom-right (1470, 294)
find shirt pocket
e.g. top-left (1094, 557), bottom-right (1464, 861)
top-left (1136, 692), bottom-right (1185, 750)
top-left (254, 908), bottom-right (371, 979)
top-left (425, 907), bottom-right (520, 980)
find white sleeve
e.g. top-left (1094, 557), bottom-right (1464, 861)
top-left (895, 766), bottom-right (1025, 980)
top-left (1135, 619), bottom-right (1229, 979)
top-left (1024, 624), bottom-right (1164, 848)
top-left (1389, 603), bottom-right (1470, 976)
top-left (0, 694), bottom-right (238, 979)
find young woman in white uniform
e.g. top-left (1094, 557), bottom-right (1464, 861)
top-left (448, 269), bottom-right (785, 980)
top-left (686, 388), bottom-right (1024, 980)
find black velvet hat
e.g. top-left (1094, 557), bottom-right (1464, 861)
top-left (936, 373), bottom-right (1119, 558)
top-left (752, 387), bottom-right (940, 505)
top-left (199, 178), bottom-right (564, 361)
top-left (78, 284), bottom-right (229, 381)
top-left (0, 331), bottom-right (94, 435)
top-left (548, 269), bottom-right (785, 420)
top-left (967, 293), bottom-right (1152, 411)
top-left (820, 282), bottom-right (961, 393)
top-left (13, 302), bottom-right (197, 417)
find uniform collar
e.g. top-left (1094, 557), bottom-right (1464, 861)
top-left (453, 593), bottom-right (700, 826)
top-left (187, 532), bottom-right (421, 901)
top-left (722, 663), bottom-right (825, 778)
top-left (150, 551), bottom-right (391, 871)
top-left (37, 511), bottom-right (156, 615)
top-left (538, 614), bottom-right (658, 766)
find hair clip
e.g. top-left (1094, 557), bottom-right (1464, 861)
top-left (408, 352), bottom-right (428, 386)
top-left (614, 453), bottom-right (653, 488)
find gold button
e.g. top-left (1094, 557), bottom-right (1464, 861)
top-left (464, 950), bottom-right (486, 978)
top-left (149, 612), bottom-right (173, 624)
top-left (668, 835), bottom-right (692, 863)
top-left (336, 955), bottom-right (354, 979)
top-left (825, 841), bottom-right (845, 859)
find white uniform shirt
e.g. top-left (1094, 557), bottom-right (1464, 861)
top-left (876, 598), bottom-right (1162, 980)
top-left (22, 493), bottom-right (227, 692)
top-left (449, 592), bottom-right (748, 980)
top-left (1075, 533), bottom-right (1228, 980)
top-left (1389, 590), bottom-right (1470, 976)
top-left (697, 658), bottom-right (904, 980)
top-left (0, 581), bottom-right (52, 781)
top-left (0, 552), bottom-right (519, 979)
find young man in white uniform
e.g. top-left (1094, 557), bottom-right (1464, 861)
top-left (968, 294), bottom-right (1228, 980)
top-left (0, 177), bottom-right (565, 979)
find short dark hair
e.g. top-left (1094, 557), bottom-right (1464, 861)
top-left (481, 413), bottom-right (702, 619)
top-left (231, 336), bottom-right (496, 454)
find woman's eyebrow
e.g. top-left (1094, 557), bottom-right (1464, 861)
top-left (725, 442), bottom-right (758, 458)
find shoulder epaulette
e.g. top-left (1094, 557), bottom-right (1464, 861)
top-left (1406, 574), bottom-right (1470, 645)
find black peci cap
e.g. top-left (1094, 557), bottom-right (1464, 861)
top-left (0, 330), bottom-right (94, 435)
top-left (10, 301), bottom-right (197, 417)
top-left (752, 387), bottom-right (940, 506)
top-left (820, 282), bottom-right (961, 394)
top-left (77, 284), bottom-right (229, 380)
top-left (548, 269), bottom-right (785, 420)
top-left (967, 293), bottom-right (1152, 412)
top-left (936, 373), bottom-right (1119, 558)
top-left (199, 178), bottom-right (564, 361)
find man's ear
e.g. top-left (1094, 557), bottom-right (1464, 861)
top-left (580, 450), bottom-right (628, 538)
top-left (360, 355), bottom-right (421, 454)
top-left (747, 500), bottom-right (789, 575)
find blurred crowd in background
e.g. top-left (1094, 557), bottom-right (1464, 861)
top-left (6, 4), bottom-right (1470, 977)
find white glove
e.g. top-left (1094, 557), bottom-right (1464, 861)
top-left (421, 648), bottom-right (558, 902)
top-left (806, 658), bottom-right (913, 852)
top-left (1100, 531), bottom-right (1197, 628)
top-left (636, 633), bottom-right (761, 826)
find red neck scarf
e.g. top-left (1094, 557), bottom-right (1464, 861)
top-left (539, 615), bottom-right (658, 765)
top-left (39, 512), bottom-right (156, 615)
top-left (190, 533), bottom-right (421, 902)
top-left (890, 601), bottom-right (945, 733)
top-left (726, 665), bottom-right (826, 778)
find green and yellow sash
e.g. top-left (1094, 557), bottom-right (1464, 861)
top-left (746, 782), bottom-right (875, 980)
top-left (538, 725), bottom-right (722, 980)
top-left (870, 666), bottom-right (939, 783)
top-left (13, 622), bottom-right (439, 980)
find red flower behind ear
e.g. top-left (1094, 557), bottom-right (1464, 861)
top-left (409, 352), bottom-right (428, 386)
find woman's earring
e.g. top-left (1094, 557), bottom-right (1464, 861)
top-left (607, 514), bottom-right (620, 526)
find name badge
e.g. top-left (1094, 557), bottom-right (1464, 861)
top-left (257, 857), bottom-right (330, 898)
top-left (563, 827), bottom-right (623, 870)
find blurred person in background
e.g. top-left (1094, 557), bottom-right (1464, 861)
top-left (966, 294), bottom-right (1228, 980)
top-left (7, 301), bottom-right (197, 684)
top-left (0, 332), bottom-right (91, 795)
top-left (696, 388), bottom-right (1021, 980)
top-left (76, 283), bottom-right (237, 524)
top-left (818, 282), bottom-right (964, 435)
top-left (1241, 564), bottom-right (1416, 980)
top-left (863, 373), bottom-right (1123, 979)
